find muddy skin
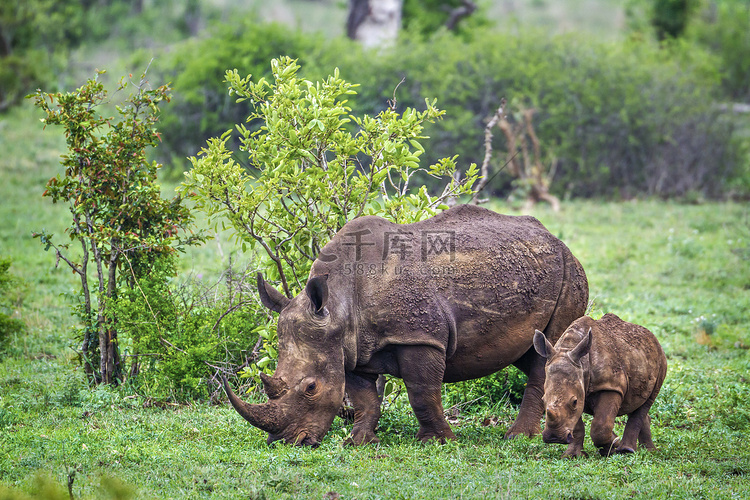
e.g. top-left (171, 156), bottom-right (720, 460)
top-left (534, 314), bottom-right (667, 458)
top-left (223, 204), bottom-right (588, 445)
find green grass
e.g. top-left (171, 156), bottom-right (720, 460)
top-left (2, 103), bottom-right (750, 498)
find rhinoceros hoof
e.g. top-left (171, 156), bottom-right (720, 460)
top-left (561, 448), bottom-right (587, 459)
top-left (504, 427), bottom-right (540, 440)
top-left (418, 436), bottom-right (450, 444)
top-left (344, 433), bottom-right (380, 446)
top-left (416, 430), bottom-right (456, 444)
top-left (616, 446), bottom-right (636, 454)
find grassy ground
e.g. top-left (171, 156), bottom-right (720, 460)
top-left (1, 102), bottom-right (750, 498)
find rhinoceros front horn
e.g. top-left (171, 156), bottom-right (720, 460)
top-left (221, 375), bottom-right (286, 435)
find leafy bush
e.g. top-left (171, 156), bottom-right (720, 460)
top-left (0, 0), bottom-right (220, 111)
top-left (361, 30), bottom-right (744, 199)
top-left (0, 50), bottom-right (54, 112)
top-left (112, 257), bottom-right (268, 400)
top-left (31, 71), bottom-right (204, 385)
top-left (157, 20), bottom-right (325, 168)
top-left (0, 0), bottom-right (94, 110)
top-left (689, 0), bottom-right (750, 102)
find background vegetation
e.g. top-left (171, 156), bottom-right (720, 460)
top-left (1, 0), bottom-right (749, 497)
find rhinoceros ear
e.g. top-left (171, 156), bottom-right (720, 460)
top-left (569, 327), bottom-right (592, 364)
top-left (533, 329), bottom-right (556, 359)
top-left (257, 273), bottom-right (291, 313)
top-left (305, 274), bottom-right (329, 315)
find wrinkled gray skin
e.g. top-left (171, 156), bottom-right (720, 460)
top-left (223, 204), bottom-right (588, 446)
top-left (533, 313), bottom-right (667, 458)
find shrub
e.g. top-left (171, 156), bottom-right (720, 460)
top-left (0, 50), bottom-right (54, 112)
top-left (113, 257), bottom-right (268, 400)
top-left (689, 0), bottom-right (750, 102)
top-left (31, 71), bottom-right (204, 385)
top-left (365, 30), bottom-right (743, 198)
top-left (157, 20), bottom-right (325, 168)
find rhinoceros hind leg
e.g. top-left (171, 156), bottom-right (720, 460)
top-left (618, 404), bottom-right (653, 453)
top-left (399, 346), bottom-right (456, 444)
top-left (506, 347), bottom-right (545, 438)
top-left (343, 371), bottom-right (382, 446)
top-left (637, 414), bottom-right (656, 451)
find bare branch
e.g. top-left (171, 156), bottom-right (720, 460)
top-left (211, 299), bottom-right (255, 332)
top-left (472, 99), bottom-right (506, 204)
top-left (387, 77), bottom-right (406, 111)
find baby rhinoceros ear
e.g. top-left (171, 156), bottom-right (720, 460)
top-left (569, 327), bottom-right (593, 364)
top-left (533, 329), bottom-right (557, 359)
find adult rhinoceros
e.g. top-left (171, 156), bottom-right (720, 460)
top-left (222, 204), bottom-right (588, 446)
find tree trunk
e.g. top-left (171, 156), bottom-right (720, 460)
top-left (445, 0), bottom-right (477, 30)
top-left (184, 0), bottom-right (201, 37)
top-left (101, 245), bottom-right (122, 385)
top-left (131, 0), bottom-right (144, 15)
top-left (78, 236), bottom-right (98, 380)
top-left (347, 0), bottom-right (403, 48)
top-left (91, 232), bottom-right (122, 385)
top-left (0, 25), bottom-right (12, 58)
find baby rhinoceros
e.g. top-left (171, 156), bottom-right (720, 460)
top-left (533, 313), bottom-right (667, 458)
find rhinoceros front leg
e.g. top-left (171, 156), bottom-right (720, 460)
top-left (561, 416), bottom-right (588, 459)
top-left (589, 391), bottom-right (624, 457)
top-left (398, 346), bottom-right (456, 443)
top-left (506, 347), bottom-right (546, 438)
top-left (343, 371), bottom-right (382, 446)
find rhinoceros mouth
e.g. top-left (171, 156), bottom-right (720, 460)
top-left (267, 429), bottom-right (322, 447)
top-left (542, 431), bottom-right (573, 444)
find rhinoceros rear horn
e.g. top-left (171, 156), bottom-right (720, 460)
top-left (260, 372), bottom-right (288, 399)
top-left (221, 375), bottom-right (285, 435)
top-left (257, 273), bottom-right (291, 313)
top-left (533, 329), bottom-right (557, 359)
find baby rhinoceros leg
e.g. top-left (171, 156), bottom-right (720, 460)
top-left (561, 417), bottom-right (588, 459)
top-left (589, 391), bottom-right (624, 457)
top-left (617, 405), bottom-right (655, 454)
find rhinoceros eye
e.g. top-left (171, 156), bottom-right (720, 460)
top-left (570, 397), bottom-right (578, 409)
top-left (306, 381), bottom-right (317, 393)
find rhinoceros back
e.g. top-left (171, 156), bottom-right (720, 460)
top-left (312, 204), bottom-right (587, 381)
